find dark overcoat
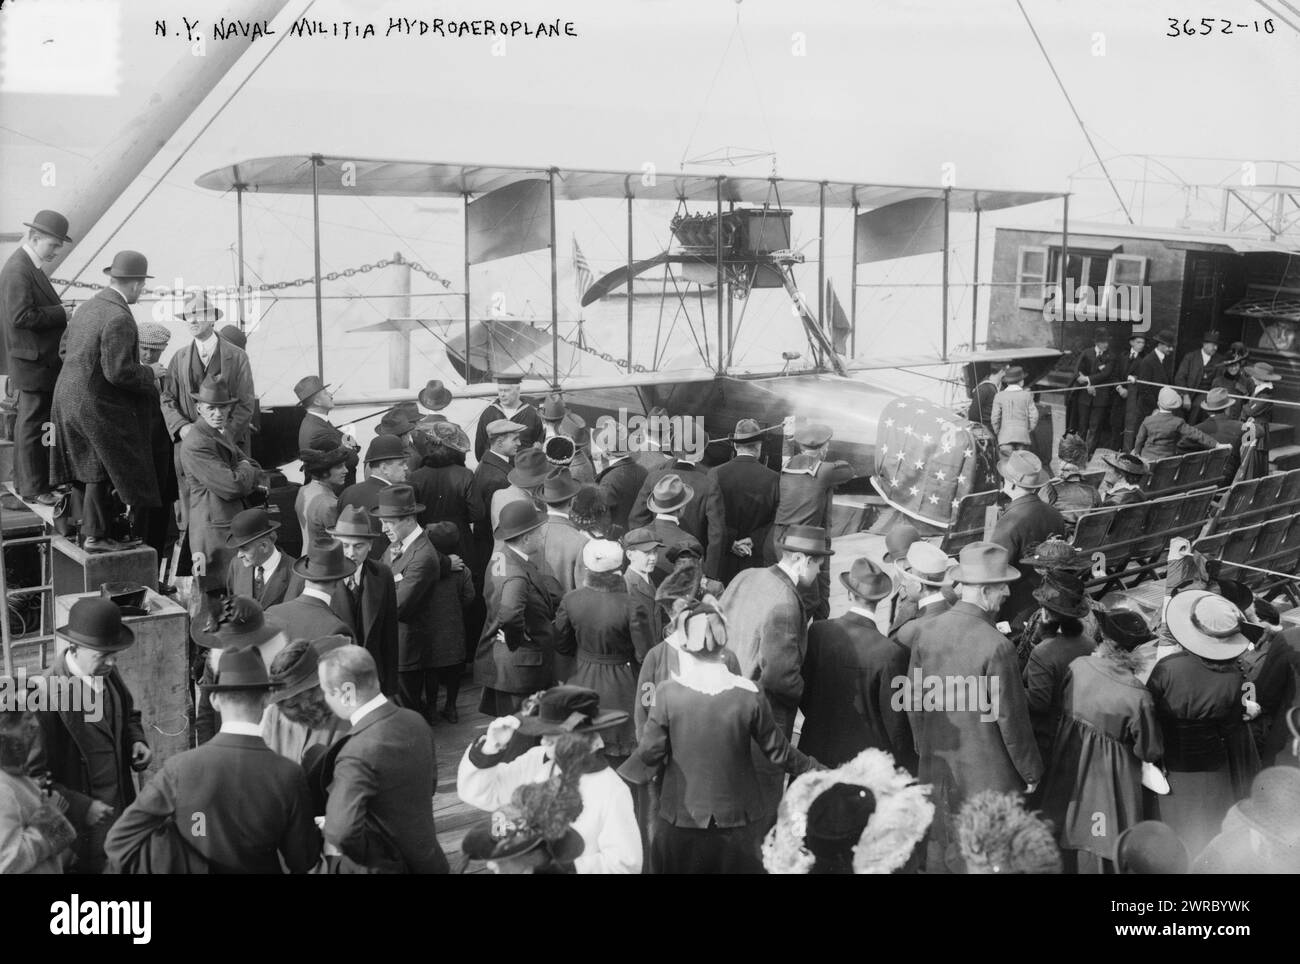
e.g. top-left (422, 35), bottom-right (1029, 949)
top-left (628, 460), bottom-right (726, 579)
top-left (596, 457), bottom-right (648, 532)
top-left (266, 592), bottom-right (353, 643)
top-left (382, 530), bottom-right (444, 672)
top-left (411, 449), bottom-right (480, 566)
top-left (710, 453), bottom-right (780, 584)
top-left (179, 419), bottom-right (258, 561)
top-left (49, 289), bottom-right (160, 506)
top-left (991, 494), bottom-right (1066, 621)
top-left (0, 248), bottom-right (65, 390)
top-left (474, 546), bottom-right (560, 695)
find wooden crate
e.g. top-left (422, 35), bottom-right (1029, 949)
top-left (52, 536), bottom-right (158, 597)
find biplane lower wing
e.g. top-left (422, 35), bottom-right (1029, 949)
top-left (335, 367), bottom-right (720, 407)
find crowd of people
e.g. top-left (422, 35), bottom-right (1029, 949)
top-left (2, 212), bottom-right (1299, 875)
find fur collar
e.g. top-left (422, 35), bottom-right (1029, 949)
top-left (583, 570), bottom-right (627, 593)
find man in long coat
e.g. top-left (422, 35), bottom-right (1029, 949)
top-left (0, 209), bottom-right (72, 504)
top-left (49, 251), bottom-right (160, 552)
top-left (293, 374), bottom-right (360, 485)
top-left (1132, 328), bottom-right (1177, 429)
top-left (906, 542), bottom-right (1042, 873)
top-left (595, 436), bottom-right (647, 532)
top-left (627, 437), bottom-right (726, 580)
top-left (136, 322), bottom-right (179, 571)
top-left (27, 599), bottom-right (151, 874)
top-left (1173, 328), bottom-right (1222, 424)
top-left (1069, 330), bottom-right (1119, 455)
top-left (377, 486), bottom-right (443, 719)
top-left (710, 419), bottom-right (780, 585)
top-left (991, 451), bottom-right (1065, 623)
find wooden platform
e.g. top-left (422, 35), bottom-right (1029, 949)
top-left (430, 681), bottom-right (493, 874)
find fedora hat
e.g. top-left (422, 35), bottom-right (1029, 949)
top-left (951, 542), bottom-right (1020, 585)
top-left (137, 321), bottom-right (172, 351)
top-left (190, 373), bottom-right (239, 407)
top-left (427, 419), bottom-right (470, 453)
top-left (539, 395), bottom-right (567, 421)
top-left (1102, 451), bottom-right (1149, 477)
top-left (1021, 536), bottom-right (1090, 572)
top-left (58, 598), bottom-right (135, 653)
top-left (102, 250), bottom-right (152, 279)
top-left (1238, 767), bottom-right (1300, 844)
top-left (1153, 328), bottom-right (1175, 348)
top-left (374, 410), bottom-right (416, 438)
top-left (23, 209), bottom-right (72, 244)
top-left (732, 418), bottom-right (764, 442)
top-left (219, 325), bottom-right (246, 349)
top-left (508, 448), bottom-right (552, 489)
top-left (1200, 387), bottom-right (1233, 413)
top-left (883, 523), bottom-right (921, 565)
top-left (495, 501), bottom-right (545, 542)
top-left (1096, 607), bottom-right (1154, 652)
top-left (839, 558), bottom-right (893, 602)
top-left (293, 375), bottom-right (330, 405)
top-left (364, 434), bottom-right (408, 463)
top-left (776, 524), bottom-right (834, 557)
top-left (417, 379), bottom-right (453, 411)
top-left (515, 685), bottom-right (630, 738)
top-left (1165, 589), bottom-right (1250, 660)
top-left (1032, 572), bottom-right (1091, 619)
top-left (201, 647), bottom-right (280, 693)
top-left (793, 422), bottom-right (832, 447)
top-left (646, 474), bottom-right (694, 514)
top-left (190, 595), bottom-right (281, 651)
top-left (291, 540), bottom-right (357, 584)
top-left (1246, 362), bottom-right (1281, 383)
top-left (1114, 821), bottom-right (1189, 875)
top-left (486, 418), bottom-right (526, 439)
top-left (371, 484), bottom-right (424, 519)
top-left (267, 643), bottom-right (321, 704)
top-left (901, 541), bottom-right (951, 586)
top-left (176, 290), bottom-right (223, 322)
top-left (540, 468), bottom-right (582, 504)
top-left (299, 446), bottom-right (351, 475)
top-left (327, 505), bottom-right (375, 539)
top-left (1002, 365), bottom-right (1026, 384)
top-left (226, 508), bottom-right (280, 548)
top-left (999, 450), bottom-right (1050, 489)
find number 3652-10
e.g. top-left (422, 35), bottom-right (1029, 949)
top-left (1167, 18), bottom-right (1274, 36)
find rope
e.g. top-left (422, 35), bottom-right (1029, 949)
top-left (58, 0), bottom-right (319, 295)
top-left (1217, 558), bottom-right (1300, 582)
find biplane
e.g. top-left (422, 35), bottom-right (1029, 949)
top-left (195, 155), bottom-right (1069, 489)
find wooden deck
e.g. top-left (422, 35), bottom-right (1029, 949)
top-left (430, 680), bottom-right (494, 873)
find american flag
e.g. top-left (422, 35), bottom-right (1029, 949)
top-left (572, 236), bottom-right (594, 308)
top-left (870, 395), bottom-right (982, 527)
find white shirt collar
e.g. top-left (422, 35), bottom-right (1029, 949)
top-left (219, 721), bottom-right (264, 738)
top-left (64, 650), bottom-right (97, 686)
top-left (1155, 347), bottom-right (1167, 360)
top-left (849, 605), bottom-right (877, 620)
top-left (546, 508), bottom-right (569, 519)
top-left (1254, 383), bottom-right (1271, 395)
top-left (350, 693), bottom-right (388, 726)
top-left (397, 526), bottom-right (422, 555)
top-left (507, 543), bottom-right (529, 562)
top-left (919, 591), bottom-right (946, 609)
top-left (21, 243), bottom-right (43, 267)
top-left (257, 548), bottom-right (282, 579)
top-left (1201, 348), bottom-right (1215, 362)
top-left (302, 586), bottom-right (334, 605)
top-left (1109, 479), bottom-right (1141, 493)
top-left (653, 514), bottom-right (680, 524)
top-left (1003, 384), bottom-right (1022, 392)
top-left (195, 332), bottom-right (219, 362)
top-left (498, 400), bottom-right (524, 417)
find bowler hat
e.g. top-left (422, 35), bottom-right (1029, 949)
top-left (1032, 572), bottom-right (1091, 619)
top-left (176, 290), bottom-right (223, 322)
top-left (732, 418), bottom-right (764, 442)
top-left (495, 501), bottom-right (545, 542)
top-left (23, 209), bottom-right (72, 244)
top-left (794, 422), bottom-right (833, 447)
top-left (219, 325), bottom-right (246, 349)
top-left (902, 542), bottom-right (951, 586)
top-left (776, 524), bottom-right (834, 557)
top-left (226, 508), bottom-right (280, 548)
top-left (515, 685), bottom-right (630, 738)
top-left (1246, 362), bottom-right (1281, 383)
top-left (540, 468), bottom-right (582, 504)
top-left (291, 540), bottom-right (357, 584)
top-left (1200, 387), bottom-right (1233, 413)
top-left (137, 321), bottom-right (172, 350)
top-left (418, 379), bottom-right (453, 411)
top-left (950, 542), bottom-right (1020, 585)
top-left (191, 595), bottom-right (281, 651)
top-left (299, 446), bottom-right (351, 475)
top-left (58, 598), bottom-right (135, 653)
top-left (364, 434), bottom-right (408, 463)
top-left (1153, 328), bottom-right (1175, 348)
top-left (999, 450), bottom-right (1050, 489)
top-left (1002, 365), bottom-right (1026, 384)
top-left (1129, 332), bottom-right (1148, 344)
top-left (426, 521), bottom-right (460, 555)
top-left (646, 474), bottom-right (694, 514)
top-left (1114, 821), bottom-right (1189, 875)
top-left (190, 374), bottom-right (239, 407)
top-left (201, 647), bottom-right (280, 693)
top-left (293, 375), bottom-right (330, 405)
top-left (327, 505), bottom-right (375, 539)
top-left (540, 395), bottom-right (567, 421)
top-left (486, 418), bottom-right (526, 439)
top-left (375, 410), bottom-right (416, 438)
top-left (267, 644), bottom-right (321, 704)
top-left (508, 448), bottom-right (552, 489)
top-left (621, 527), bottom-right (664, 551)
top-left (839, 558), bottom-right (893, 602)
top-left (883, 523), bottom-right (921, 564)
top-left (102, 250), bottom-right (152, 279)
top-left (1102, 451), bottom-right (1149, 477)
top-left (1096, 607), bottom-right (1153, 652)
top-left (371, 484), bottom-right (424, 519)
top-left (1165, 589), bottom-right (1250, 660)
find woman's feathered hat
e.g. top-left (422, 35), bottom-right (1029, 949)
top-left (460, 774), bottom-right (585, 866)
top-left (955, 790), bottom-right (1062, 874)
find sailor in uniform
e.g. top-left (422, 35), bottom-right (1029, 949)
top-left (474, 373), bottom-right (542, 461)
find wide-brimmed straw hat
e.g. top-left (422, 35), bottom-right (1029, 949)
top-left (1165, 589), bottom-right (1251, 660)
top-left (1102, 452), bottom-right (1149, 477)
top-left (901, 541), bottom-right (952, 586)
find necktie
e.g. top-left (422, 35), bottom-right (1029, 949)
top-left (253, 565), bottom-right (265, 599)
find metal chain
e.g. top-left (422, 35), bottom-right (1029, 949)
top-left (52, 256), bottom-right (453, 293)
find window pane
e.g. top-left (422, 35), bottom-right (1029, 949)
top-left (1021, 250), bottom-right (1045, 274)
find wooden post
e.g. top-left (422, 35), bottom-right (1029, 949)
top-left (311, 154), bottom-right (324, 381)
top-left (235, 184), bottom-right (247, 331)
top-left (626, 196), bottom-right (634, 370)
top-left (464, 193), bottom-right (473, 383)
top-left (941, 188), bottom-right (951, 362)
top-left (715, 178), bottom-right (725, 373)
top-left (549, 169), bottom-right (559, 389)
top-left (387, 252), bottom-right (411, 390)
top-left (971, 205), bottom-right (981, 351)
top-left (850, 199), bottom-right (859, 358)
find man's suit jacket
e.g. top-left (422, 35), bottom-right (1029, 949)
top-left (179, 419), bottom-right (258, 561)
top-left (322, 700), bottom-right (449, 873)
top-left (646, 517), bottom-right (703, 587)
top-left (967, 379), bottom-right (998, 432)
top-left (266, 592), bottom-right (354, 643)
top-left (990, 387), bottom-right (1039, 446)
top-left (624, 568), bottom-right (660, 657)
top-left (104, 732), bottom-right (321, 874)
top-left (1174, 348), bottom-right (1221, 420)
top-left (382, 530), bottom-right (444, 671)
top-left (298, 411), bottom-right (359, 483)
top-left (0, 248), bottom-right (66, 391)
top-left (628, 460), bottom-right (726, 579)
top-left (226, 553), bottom-right (293, 609)
top-left (338, 475), bottom-right (392, 556)
top-left (1072, 347), bottom-right (1119, 409)
top-left (1135, 349), bottom-right (1175, 419)
top-left (538, 513), bottom-right (589, 596)
top-left (596, 457), bottom-right (648, 531)
top-left (991, 494), bottom-right (1066, 621)
top-left (469, 451), bottom-right (512, 569)
top-left (160, 338), bottom-right (255, 450)
top-left (474, 546), bottom-right (559, 695)
top-left (710, 453), bottom-right (780, 584)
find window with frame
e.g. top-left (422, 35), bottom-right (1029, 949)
top-left (1043, 247), bottom-right (1114, 319)
top-left (1016, 246), bottom-right (1049, 308)
top-left (1191, 257), bottom-right (1216, 299)
top-left (1103, 254), bottom-right (1150, 322)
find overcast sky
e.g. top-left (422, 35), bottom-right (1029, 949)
top-left (2, 0), bottom-right (1297, 400)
